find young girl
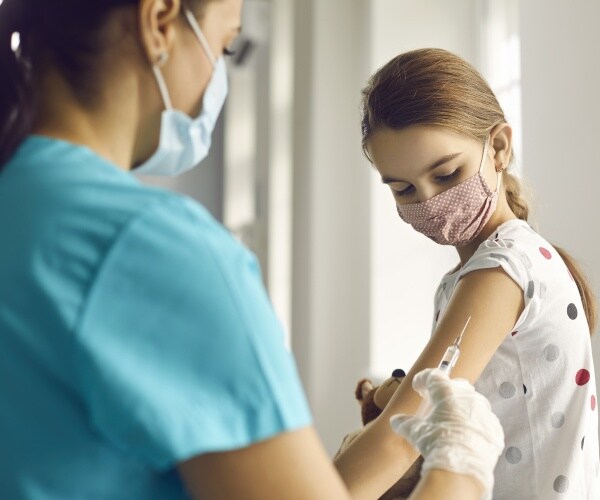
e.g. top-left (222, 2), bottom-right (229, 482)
top-left (335, 48), bottom-right (599, 499)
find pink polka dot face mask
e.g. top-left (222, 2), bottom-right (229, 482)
top-left (396, 139), bottom-right (501, 247)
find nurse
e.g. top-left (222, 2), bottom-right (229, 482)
top-left (0, 1), bottom-right (502, 499)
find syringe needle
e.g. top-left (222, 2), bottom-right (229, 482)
top-left (454, 315), bottom-right (472, 347)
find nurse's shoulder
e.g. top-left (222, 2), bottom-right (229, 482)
top-left (3, 135), bottom-right (240, 261)
top-left (0, 135), bottom-right (251, 334)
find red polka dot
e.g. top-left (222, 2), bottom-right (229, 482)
top-left (576, 369), bottom-right (591, 386)
top-left (539, 247), bottom-right (552, 259)
top-left (592, 395), bottom-right (596, 411)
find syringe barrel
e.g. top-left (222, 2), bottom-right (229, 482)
top-left (438, 345), bottom-right (460, 375)
top-left (414, 346), bottom-right (461, 417)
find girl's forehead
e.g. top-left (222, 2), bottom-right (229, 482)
top-left (370, 126), bottom-right (470, 152)
top-left (368, 126), bottom-right (476, 176)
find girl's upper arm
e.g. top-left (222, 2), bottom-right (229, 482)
top-left (381, 265), bottom-right (525, 418)
top-left (335, 259), bottom-right (526, 498)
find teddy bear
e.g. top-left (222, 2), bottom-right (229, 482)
top-left (336, 368), bottom-right (424, 500)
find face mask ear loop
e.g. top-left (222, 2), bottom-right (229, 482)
top-left (478, 137), bottom-right (490, 174)
top-left (152, 64), bottom-right (173, 110)
top-left (479, 137), bottom-right (502, 193)
top-left (496, 166), bottom-right (503, 193)
top-left (183, 6), bottom-right (216, 67)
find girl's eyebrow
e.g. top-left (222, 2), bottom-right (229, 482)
top-left (381, 152), bottom-right (462, 184)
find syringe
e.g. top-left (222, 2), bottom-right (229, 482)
top-left (414, 316), bottom-right (471, 417)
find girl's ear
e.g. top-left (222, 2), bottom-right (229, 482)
top-left (490, 123), bottom-right (513, 172)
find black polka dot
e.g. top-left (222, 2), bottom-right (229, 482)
top-left (567, 303), bottom-right (578, 320)
top-left (523, 384), bottom-right (527, 394)
top-left (582, 436), bottom-right (586, 450)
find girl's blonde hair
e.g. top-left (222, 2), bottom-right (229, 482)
top-left (361, 48), bottom-right (597, 334)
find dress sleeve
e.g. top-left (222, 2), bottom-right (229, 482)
top-left (74, 197), bottom-right (312, 469)
top-left (456, 238), bottom-right (540, 331)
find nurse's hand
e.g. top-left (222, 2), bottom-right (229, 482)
top-left (390, 368), bottom-right (504, 500)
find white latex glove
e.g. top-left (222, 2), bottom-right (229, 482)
top-left (390, 368), bottom-right (504, 500)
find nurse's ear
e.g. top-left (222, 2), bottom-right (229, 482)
top-left (489, 123), bottom-right (513, 172)
top-left (138, 0), bottom-right (182, 65)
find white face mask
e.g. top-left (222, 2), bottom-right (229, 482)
top-left (135, 7), bottom-right (229, 176)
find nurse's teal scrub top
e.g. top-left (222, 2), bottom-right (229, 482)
top-left (0, 136), bottom-right (312, 499)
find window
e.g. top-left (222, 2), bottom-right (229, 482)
top-left (479, 0), bottom-right (523, 172)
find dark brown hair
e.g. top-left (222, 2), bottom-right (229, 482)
top-left (0, 0), bottom-right (209, 166)
top-left (361, 48), bottom-right (597, 334)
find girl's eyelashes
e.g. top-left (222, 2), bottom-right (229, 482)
top-left (436, 169), bottom-right (460, 183)
top-left (393, 168), bottom-right (461, 197)
top-left (394, 184), bottom-right (415, 197)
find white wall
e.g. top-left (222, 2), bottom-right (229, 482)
top-left (369, 0), bottom-right (477, 379)
top-left (519, 0), bottom-right (600, 428)
top-left (290, 0), bottom-right (373, 455)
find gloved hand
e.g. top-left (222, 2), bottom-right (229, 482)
top-left (389, 368), bottom-right (504, 500)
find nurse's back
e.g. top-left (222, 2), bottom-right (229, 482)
top-left (0, 137), bottom-right (185, 497)
top-left (0, 135), bottom-right (314, 498)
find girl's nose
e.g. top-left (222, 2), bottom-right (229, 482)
top-left (416, 184), bottom-right (444, 203)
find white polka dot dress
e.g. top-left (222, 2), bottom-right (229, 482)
top-left (432, 219), bottom-right (599, 499)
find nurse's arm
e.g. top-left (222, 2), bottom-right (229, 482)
top-left (178, 426), bottom-right (350, 499)
top-left (334, 266), bottom-right (523, 499)
top-left (177, 426), bottom-right (484, 500)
